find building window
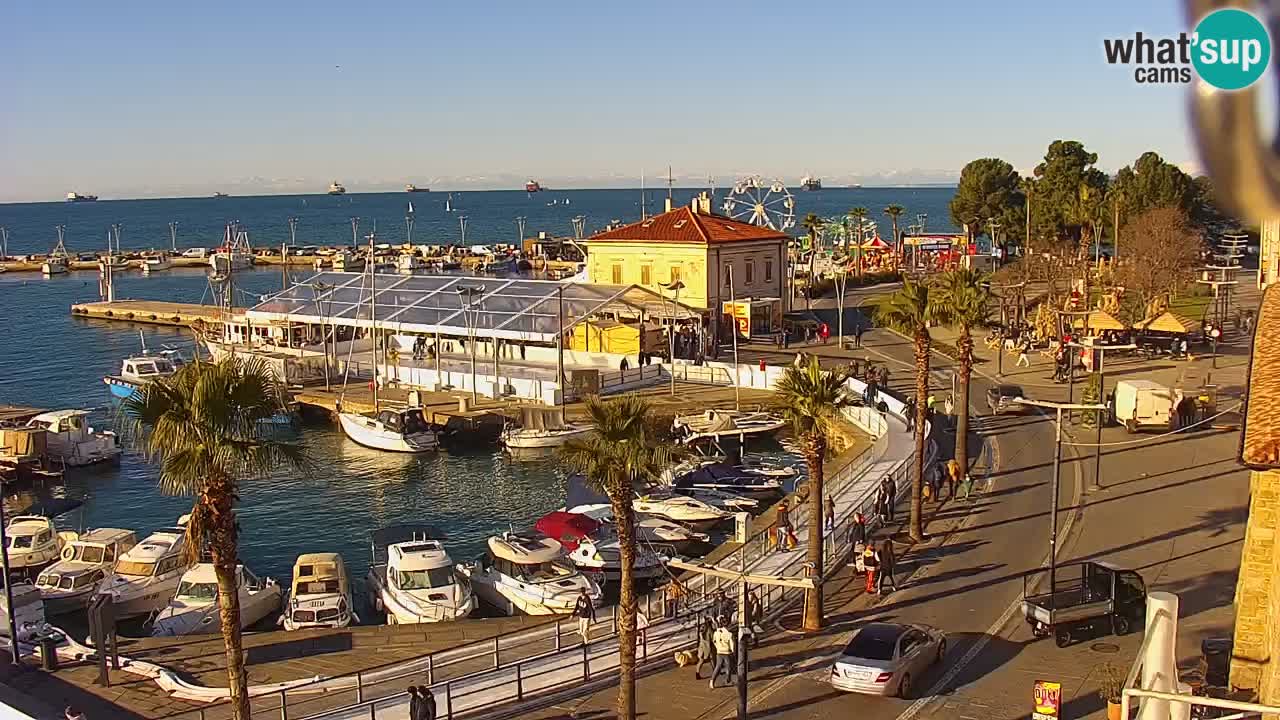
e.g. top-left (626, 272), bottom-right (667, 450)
top-left (745, 261), bottom-right (755, 284)
top-left (724, 264), bottom-right (732, 288)
top-left (640, 264), bottom-right (652, 286)
top-left (765, 260), bottom-right (773, 282)
top-left (612, 263), bottom-right (623, 284)
top-left (669, 265), bottom-right (682, 283)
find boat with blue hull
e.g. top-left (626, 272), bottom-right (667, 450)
top-left (103, 351), bottom-right (183, 401)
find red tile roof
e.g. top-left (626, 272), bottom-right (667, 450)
top-left (588, 207), bottom-right (791, 245)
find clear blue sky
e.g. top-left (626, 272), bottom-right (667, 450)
top-left (1, 0), bottom-right (1196, 201)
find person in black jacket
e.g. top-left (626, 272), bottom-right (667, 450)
top-left (877, 538), bottom-right (898, 594)
top-left (574, 589), bottom-right (596, 641)
top-left (407, 686), bottom-right (420, 720)
top-left (417, 686), bottom-right (436, 720)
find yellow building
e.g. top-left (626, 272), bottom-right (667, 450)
top-left (585, 194), bottom-right (790, 312)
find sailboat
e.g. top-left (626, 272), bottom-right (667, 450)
top-left (337, 234), bottom-right (441, 453)
top-left (444, 194), bottom-right (453, 213)
top-left (42, 227), bottom-right (70, 275)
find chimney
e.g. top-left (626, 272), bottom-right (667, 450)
top-left (665, 196), bottom-right (674, 213)
top-left (694, 191), bottom-right (712, 215)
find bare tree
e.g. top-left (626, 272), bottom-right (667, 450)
top-left (1114, 207), bottom-right (1203, 320)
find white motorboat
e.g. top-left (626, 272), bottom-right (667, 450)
top-left (42, 227), bottom-right (71, 275)
top-left (103, 344), bottom-right (183, 401)
top-left (282, 553), bottom-right (356, 631)
top-left (501, 407), bottom-right (593, 449)
top-left (668, 461), bottom-right (785, 500)
top-left (632, 493), bottom-right (732, 532)
top-left (671, 486), bottom-right (761, 514)
top-left (4, 516), bottom-right (75, 576)
top-left (151, 563), bottom-right (282, 636)
top-left (535, 512), bottom-right (665, 583)
top-left (100, 520), bottom-right (192, 619)
top-left (366, 527), bottom-right (473, 625)
top-left (35, 528), bottom-right (137, 615)
top-left (141, 252), bottom-right (172, 274)
top-left (99, 256), bottom-right (129, 272)
top-left (0, 576), bottom-right (46, 640)
top-left (339, 408), bottom-right (440, 453)
top-left (671, 409), bottom-right (788, 444)
top-left (459, 533), bottom-right (602, 616)
top-left (565, 505), bottom-right (709, 553)
top-left (26, 410), bottom-right (122, 467)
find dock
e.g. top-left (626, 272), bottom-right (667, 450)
top-left (70, 299), bottom-right (236, 327)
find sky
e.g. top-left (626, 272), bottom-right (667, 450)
top-left (0, 0), bottom-right (1205, 202)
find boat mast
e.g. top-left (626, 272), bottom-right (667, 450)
top-left (369, 231), bottom-right (379, 413)
top-left (169, 221), bottom-right (178, 253)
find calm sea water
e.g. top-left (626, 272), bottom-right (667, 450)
top-left (0, 187), bottom-right (955, 605)
top-left (0, 187), bottom-right (958, 256)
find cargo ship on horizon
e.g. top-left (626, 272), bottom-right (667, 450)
top-left (405, 184), bottom-right (430, 193)
top-left (66, 192), bottom-right (98, 203)
top-left (328, 181), bottom-right (346, 195)
top-left (525, 179), bottom-right (543, 193)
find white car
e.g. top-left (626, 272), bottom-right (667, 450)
top-left (830, 622), bottom-right (947, 698)
top-left (180, 247), bottom-right (210, 259)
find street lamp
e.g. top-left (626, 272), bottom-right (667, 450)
top-left (833, 268), bottom-right (849, 347)
top-left (456, 285), bottom-right (483, 403)
top-left (1013, 397), bottom-right (1107, 605)
top-left (662, 279), bottom-right (686, 396)
top-left (1064, 340), bottom-right (1135, 491)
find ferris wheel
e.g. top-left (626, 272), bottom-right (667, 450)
top-left (721, 176), bottom-right (796, 231)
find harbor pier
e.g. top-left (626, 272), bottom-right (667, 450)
top-left (70, 299), bottom-right (236, 328)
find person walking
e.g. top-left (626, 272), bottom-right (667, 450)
top-left (665, 578), bottom-right (686, 618)
top-left (853, 323), bottom-right (865, 348)
top-left (711, 621), bottom-right (737, 688)
top-left (694, 618), bottom-right (715, 680)
top-left (877, 539), bottom-right (898, 594)
top-left (904, 397), bottom-right (917, 433)
top-left (573, 588), bottom-right (595, 641)
top-left (422, 681), bottom-right (442, 717)
top-left (926, 461), bottom-right (941, 501)
top-left (849, 512), bottom-right (867, 553)
top-left (819, 322), bottom-right (830, 344)
top-left (862, 543), bottom-right (880, 594)
top-left (824, 494), bottom-right (836, 533)
top-left (944, 395), bottom-right (955, 428)
top-left (407, 686), bottom-right (421, 720)
top-left (774, 500), bottom-right (795, 551)
top-left (745, 592), bottom-right (762, 642)
top-left (945, 458), bottom-right (960, 500)
top-left (1016, 343), bottom-right (1030, 367)
top-left (880, 474), bottom-right (896, 521)
top-left (885, 474), bottom-right (897, 519)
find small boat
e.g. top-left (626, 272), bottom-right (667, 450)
top-left (42, 229), bottom-right (70, 275)
top-left (4, 516), bottom-right (75, 576)
top-left (213, 192), bottom-right (230, 198)
top-left (459, 532), bottom-right (602, 616)
top-left (339, 408), bottom-right (440, 453)
top-left (481, 256), bottom-right (519, 274)
top-left (330, 249), bottom-right (365, 272)
top-left (671, 486), bottom-right (760, 514)
top-left (366, 526), bottom-right (473, 625)
top-left (329, 181), bottom-right (347, 195)
top-left (501, 407), bottom-right (592, 450)
top-left (670, 461), bottom-right (784, 500)
top-left (210, 224), bottom-right (254, 274)
top-left (104, 343), bottom-right (183, 401)
top-left (141, 252), bottom-right (172, 274)
top-left (100, 519), bottom-right (192, 619)
top-left (27, 410), bottom-right (122, 467)
top-left (525, 180), bottom-right (543, 193)
top-left (282, 553), bottom-right (356, 631)
top-left (396, 253), bottom-right (426, 273)
top-left (535, 512), bottom-right (665, 582)
top-left (565, 505), bottom-right (709, 553)
top-left (0, 576), bottom-right (46, 639)
top-left (151, 563), bottom-right (282, 636)
top-left (98, 256), bottom-right (129, 273)
top-left (632, 493), bottom-right (732, 532)
top-left (35, 528), bottom-right (137, 615)
top-left (671, 409), bottom-right (788, 444)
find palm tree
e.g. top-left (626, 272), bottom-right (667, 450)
top-left (773, 359), bottom-right (856, 632)
top-left (121, 357), bottom-right (309, 720)
top-left (560, 395), bottom-right (677, 720)
top-left (874, 280), bottom-right (940, 541)
top-left (801, 213), bottom-right (826, 309)
top-left (848, 207), bottom-right (868, 277)
top-left (935, 269), bottom-right (990, 480)
top-left (884, 204), bottom-right (905, 273)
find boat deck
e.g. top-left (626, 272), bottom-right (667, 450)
top-left (70, 300), bottom-right (239, 328)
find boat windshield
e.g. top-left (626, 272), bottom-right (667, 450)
top-left (176, 581), bottom-right (218, 601)
top-left (115, 560), bottom-right (156, 577)
top-left (516, 561), bottom-right (576, 583)
top-left (297, 579), bottom-right (340, 595)
top-left (70, 545), bottom-right (108, 564)
top-left (8, 535), bottom-right (33, 549)
top-left (397, 568), bottom-right (454, 590)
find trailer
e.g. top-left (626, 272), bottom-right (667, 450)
top-left (1021, 561), bottom-right (1146, 647)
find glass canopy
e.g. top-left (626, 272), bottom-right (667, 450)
top-left (247, 272), bottom-right (701, 342)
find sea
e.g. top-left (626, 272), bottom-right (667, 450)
top-left (0, 186), bottom-right (956, 617)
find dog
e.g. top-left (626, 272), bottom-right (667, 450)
top-left (674, 650), bottom-right (696, 667)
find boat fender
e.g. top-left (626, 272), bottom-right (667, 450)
top-left (105, 311), bottom-right (114, 317)
top-left (171, 316), bottom-right (180, 323)
top-left (126, 312), bottom-right (135, 319)
top-left (149, 314), bottom-right (157, 321)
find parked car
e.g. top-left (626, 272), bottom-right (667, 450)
top-left (829, 622), bottom-right (947, 698)
top-left (1110, 380), bottom-right (1175, 433)
top-left (180, 247), bottom-right (210, 259)
top-left (1022, 561), bottom-right (1146, 647)
top-left (986, 384), bottom-right (1025, 415)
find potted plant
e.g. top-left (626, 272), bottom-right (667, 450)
top-left (1098, 662), bottom-right (1125, 720)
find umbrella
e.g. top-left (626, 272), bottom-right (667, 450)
top-left (1133, 311), bottom-right (1197, 334)
top-left (1073, 310), bottom-right (1125, 332)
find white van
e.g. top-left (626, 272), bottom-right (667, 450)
top-left (1111, 380), bottom-right (1175, 433)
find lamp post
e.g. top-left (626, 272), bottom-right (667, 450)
top-left (456, 285), bottom-right (482, 403)
top-left (662, 280), bottom-right (685, 396)
top-left (1013, 397), bottom-right (1107, 604)
top-left (0, 494), bottom-right (21, 668)
top-left (350, 217), bottom-right (360, 248)
top-left (834, 268), bottom-right (849, 348)
top-left (1064, 341), bottom-right (1135, 491)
